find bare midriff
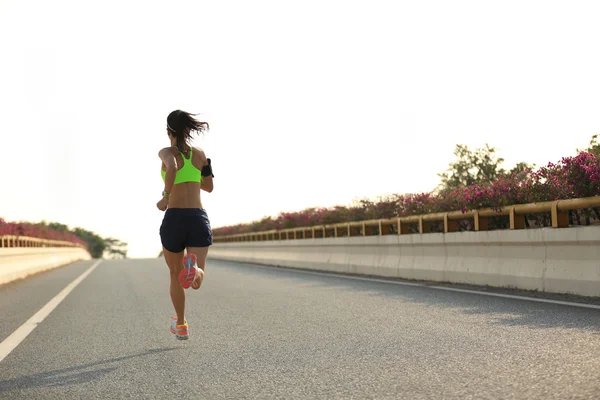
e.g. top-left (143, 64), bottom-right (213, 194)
top-left (167, 182), bottom-right (203, 209)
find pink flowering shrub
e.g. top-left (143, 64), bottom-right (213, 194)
top-left (0, 218), bottom-right (87, 248)
top-left (398, 193), bottom-right (437, 216)
top-left (563, 152), bottom-right (600, 198)
top-left (213, 151), bottom-right (600, 236)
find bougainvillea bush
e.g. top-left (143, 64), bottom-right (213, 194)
top-left (213, 151), bottom-right (600, 236)
top-left (0, 218), bottom-right (87, 248)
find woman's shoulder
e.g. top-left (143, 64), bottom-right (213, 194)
top-left (158, 146), bottom-right (177, 157)
top-left (192, 146), bottom-right (207, 157)
top-left (192, 146), bottom-right (209, 166)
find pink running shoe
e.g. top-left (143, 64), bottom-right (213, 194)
top-left (170, 316), bottom-right (189, 340)
top-left (178, 253), bottom-right (198, 289)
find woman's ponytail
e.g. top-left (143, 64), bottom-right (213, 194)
top-left (166, 110), bottom-right (209, 151)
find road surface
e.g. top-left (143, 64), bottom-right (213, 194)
top-left (1, 258), bottom-right (599, 399)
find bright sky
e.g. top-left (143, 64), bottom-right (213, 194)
top-left (1, 0), bottom-right (599, 258)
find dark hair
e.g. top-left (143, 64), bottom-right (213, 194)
top-left (166, 110), bottom-right (209, 151)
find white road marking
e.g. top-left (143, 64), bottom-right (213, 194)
top-left (246, 263), bottom-right (600, 310)
top-left (0, 260), bottom-right (102, 363)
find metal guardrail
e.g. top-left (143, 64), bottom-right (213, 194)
top-left (213, 196), bottom-right (600, 243)
top-left (0, 235), bottom-right (85, 248)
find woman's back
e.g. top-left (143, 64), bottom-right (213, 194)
top-left (161, 146), bottom-right (208, 209)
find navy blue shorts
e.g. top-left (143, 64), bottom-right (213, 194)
top-left (160, 208), bottom-right (213, 253)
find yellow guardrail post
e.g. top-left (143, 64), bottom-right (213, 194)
top-left (552, 201), bottom-right (569, 228)
top-left (419, 216), bottom-right (430, 234)
top-left (397, 218), bottom-right (408, 235)
top-left (444, 213), bottom-right (458, 233)
top-left (474, 211), bottom-right (488, 231)
top-left (509, 206), bottom-right (525, 230)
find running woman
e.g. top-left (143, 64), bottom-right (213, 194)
top-left (157, 110), bottom-right (214, 340)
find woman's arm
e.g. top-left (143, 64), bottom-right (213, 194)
top-left (197, 148), bottom-right (214, 193)
top-left (159, 148), bottom-right (178, 196)
top-left (157, 148), bottom-right (178, 210)
top-left (201, 174), bottom-right (213, 193)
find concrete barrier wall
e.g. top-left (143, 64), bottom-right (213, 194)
top-left (0, 247), bottom-right (92, 286)
top-left (207, 226), bottom-right (600, 297)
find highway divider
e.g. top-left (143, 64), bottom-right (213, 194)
top-left (207, 225), bottom-right (600, 297)
top-left (0, 236), bottom-right (91, 285)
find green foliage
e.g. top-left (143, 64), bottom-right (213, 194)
top-left (32, 221), bottom-right (128, 259)
top-left (437, 143), bottom-right (534, 191)
top-left (577, 134), bottom-right (600, 157)
top-left (103, 237), bottom-right (128, 259)
top-left (71, 227), bottom-right (106, 258)
top-left (48, 222), bottom-right (69, 232)
top-left (510, 161), bottom-right (534, 175)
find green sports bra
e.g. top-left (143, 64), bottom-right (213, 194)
top-left (161, 147), bottom-right (203, 184)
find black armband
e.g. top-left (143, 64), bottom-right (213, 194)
top-left (202, 158), bottom-right (214, 178)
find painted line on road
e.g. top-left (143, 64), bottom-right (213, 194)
top-left (0, 260), bottom-right (102, 363)
top-left (247, 263), bottom-right (600, 310)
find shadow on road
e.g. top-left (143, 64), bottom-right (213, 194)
top-left (219, 261), bottom-right (600, 332)
top-left (0, 347), bottom-right (180, 393)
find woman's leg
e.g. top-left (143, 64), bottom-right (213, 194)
top-left (188, 246), bottom-right (209, 290)
top-left (162, 246), bottom-right (186, 325)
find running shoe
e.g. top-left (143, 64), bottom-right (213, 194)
top-left (170, 316), bottom-right (189, 340)
top-left (178, 253), bottom-right (198, 289)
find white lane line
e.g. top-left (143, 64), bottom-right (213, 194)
top-left (0, 260), bottom-right (102, 363)
top-left (244, 263), bottom-right (600, 310)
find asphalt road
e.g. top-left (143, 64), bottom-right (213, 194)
top-left (1, 258), bottom-right (600, 399)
